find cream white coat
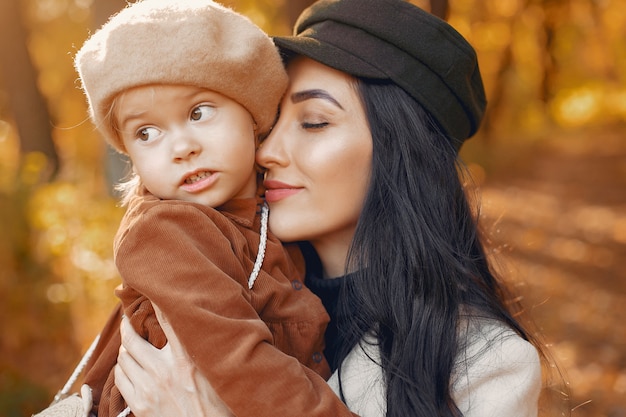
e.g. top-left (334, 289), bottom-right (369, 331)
top-left (328, 319), bottom-right (542, 417)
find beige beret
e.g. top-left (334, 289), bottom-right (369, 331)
top-left (75, 0), bottom-right (287, 153)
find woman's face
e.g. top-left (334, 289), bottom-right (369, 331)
top-left (256, 56), bottom-right (373, 277)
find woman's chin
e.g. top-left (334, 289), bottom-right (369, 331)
top-left (268, 217), bottom-right (303, 242)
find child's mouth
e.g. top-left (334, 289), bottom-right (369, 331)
top-left (185, 170), bottom-right (212, 184)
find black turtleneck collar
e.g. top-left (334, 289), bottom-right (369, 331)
top-left (299, 242), bottom-right (355, 371)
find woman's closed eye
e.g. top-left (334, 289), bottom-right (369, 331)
top-left (190, 104), bottom-right (216, 122)
top-left (301, 121), bottom-right (329, 130)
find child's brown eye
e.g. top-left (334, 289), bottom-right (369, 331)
top-left (138, 129), bottom-right (149, 141)
top-left (191, 105), bottom-right (216, 121)
top-left (137, 127), bottom-right (159, 142)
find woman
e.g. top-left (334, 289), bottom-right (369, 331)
top-left (114, 0), bottom-right (546, 415)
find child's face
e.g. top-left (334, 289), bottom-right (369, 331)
top-left (115, 85), bottom-right (258, 206)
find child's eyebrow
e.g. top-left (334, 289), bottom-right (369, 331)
top-left (290, 89), bottom-right (344, 110)
top-left (116, 110), bottom-right (148, 128)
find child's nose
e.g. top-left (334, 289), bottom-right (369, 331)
top-left (171, 131), bottom-right (202, 161)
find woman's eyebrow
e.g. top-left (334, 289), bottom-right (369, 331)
top-left (290, 89), bottom-right (344, 110)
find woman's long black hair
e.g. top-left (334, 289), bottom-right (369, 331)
top-left (337, 78), bottom-right (543, 416)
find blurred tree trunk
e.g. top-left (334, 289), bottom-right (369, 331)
top-left (0, 0), bottom-right (59, 180)
top-left (540, 2), bottom-right (555, 102)
top-left (480, 0), bottom-right (523, 140)
top-left (93, 0), bottom-right (128, 25)
top-left (93, 0), bottom-right (130, 192)
top-left (429, 0), bottom-right (449, 20)
top-left (540, 0), bottom-right (568, 103)
top-left (481, 43), bottom-right (513, 140)
top-left (284, 0), bottom-right (316, 28)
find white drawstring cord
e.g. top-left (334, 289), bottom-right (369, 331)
top-left (117, 406), bottom-right (132, 417)
top-left (248, 202), bottom-right (268, 289)
top-left (53, 334), bottom-right (101, 404)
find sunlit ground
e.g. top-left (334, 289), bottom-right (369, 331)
top-left (473, 127), bottom-right (626, 416)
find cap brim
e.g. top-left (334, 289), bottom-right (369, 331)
top-left (273, 31), bottom-right (387, 80)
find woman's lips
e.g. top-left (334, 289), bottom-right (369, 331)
top-left (263, 180), bottom-right (302, 203)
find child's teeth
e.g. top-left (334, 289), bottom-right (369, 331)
top-left (186, 171), bottom-right (209, 184)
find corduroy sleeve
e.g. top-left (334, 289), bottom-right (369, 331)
top-left (114, 202), bottom-right (356, 417)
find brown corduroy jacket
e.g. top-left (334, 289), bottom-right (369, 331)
top-left (82, 189), bottom-right (355, 416)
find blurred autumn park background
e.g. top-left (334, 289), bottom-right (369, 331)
top-left (0, 0), bottom-right (624, 415)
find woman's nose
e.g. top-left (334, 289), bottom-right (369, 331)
top-left (256, 122), bottom-right (288, 168)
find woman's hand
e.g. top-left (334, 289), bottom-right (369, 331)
top-left (114, 306), bottom-right (234, 417)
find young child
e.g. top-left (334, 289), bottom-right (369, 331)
top-left (73, 1), bottom-right (330, 416)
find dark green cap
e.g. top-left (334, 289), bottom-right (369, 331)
top-left (273, 0), bottom-right (487, 144)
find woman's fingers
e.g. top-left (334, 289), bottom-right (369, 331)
top-left (113, 359), bottom-right (132, 401)
top-left (153, 304), bottom-right (235, 417)
top-left (153, 304), bottom-right (189, 362)
top-left (119, 315), bottom-right (159, 366)
top-left (116, 316), bottom-right (150, 413)
top-left (116, 306), bottom-right (234, 416)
